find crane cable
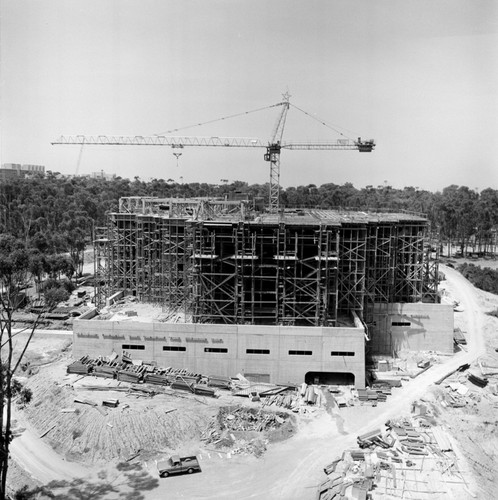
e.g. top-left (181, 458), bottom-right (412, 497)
top-left (289, 103), bottom-right (357, 142)
top-left (154, 102), bottom-right (284, 136)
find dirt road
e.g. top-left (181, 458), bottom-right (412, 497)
top-left (11, 410), bottom-right (89, 482)
top-left (10, 264), bottom-right (486, 499)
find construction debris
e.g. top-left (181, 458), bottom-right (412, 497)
top-left (318, 410), bottom-right (464, 500)
top-left (201, 405), bottom-right (291, 457)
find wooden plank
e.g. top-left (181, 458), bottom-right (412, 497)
top-left (39, 424), bottom-right (56, 438)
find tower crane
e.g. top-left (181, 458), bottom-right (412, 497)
top-left (52, 94), bottom-right (375, 213)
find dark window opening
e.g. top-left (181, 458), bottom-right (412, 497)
top-left (163, 346), bottom-right (186, 352)
top-left (204, 347), bottom-right (228, 353)
top-left (289, 350), bottom-right (312, 356)
top-left (122, 344), bottom-right (145, 350)
top-left (246, 348), bottom-right (270, 355)
top-left (331, 351), bottom-right (355, 356)
top-left (305, 371), bottom-right (355, 385)
top-left (392, 321), bottom-right (411, 326)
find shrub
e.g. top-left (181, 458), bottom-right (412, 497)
top-left (458, 263), bottom-right (498, 295)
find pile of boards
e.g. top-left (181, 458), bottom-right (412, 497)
top-left (66, 358), bottom-right (91, 375)
top-left (356, 386), bottom-right (392, 405)
top-left (319, 412), bottom-right (457, 500)
top-left (67, 355), bottom-right (225, 398)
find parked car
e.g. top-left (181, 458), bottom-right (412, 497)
top-left (157, 455), bottom-right (201, 478)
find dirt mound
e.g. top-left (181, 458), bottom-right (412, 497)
top-left (22, 361), bottom-right (218, 465)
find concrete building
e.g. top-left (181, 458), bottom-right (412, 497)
top-left (73, 196), bottom-right (452, 388)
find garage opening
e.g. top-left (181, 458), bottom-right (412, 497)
top-left (305, 371), bottom-right (355, 386)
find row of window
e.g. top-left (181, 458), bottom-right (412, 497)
top-left (122, 345), bottom-right (355, 356)
top-left (392, 321), bottom-right (411, 327)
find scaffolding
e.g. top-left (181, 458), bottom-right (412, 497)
top-left (94, 199), bottom-right (439, 325)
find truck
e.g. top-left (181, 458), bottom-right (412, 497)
top-left (157, 455), bottom-right (201, 478)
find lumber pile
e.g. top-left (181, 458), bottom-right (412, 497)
top-left (207, 376), bottom-right (232, 390)
top-left (67, 359), bottom-right (91, 375)
top-left (262, 392), bottom-right (299, 409)
top-left (143, 373), bottom-right (170, 386)
top-left (93, 365), bottom-right (116, 379)
top-left (318, 413), bottom-right (459, 500)
top-left (170, 379), bottom-right (194, 392)
top-left (117, 367), bottom-right (144, 383)
top-left (192, 384), bottom-right (216, 397)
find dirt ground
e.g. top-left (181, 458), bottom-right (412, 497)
top-left (6, 258), bottom-right (498, 499)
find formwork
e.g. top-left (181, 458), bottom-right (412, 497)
top-left (94, 199), bottom-right (438, 331)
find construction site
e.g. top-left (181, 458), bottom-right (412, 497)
top-left (69, 194), bottom-right (453, 390)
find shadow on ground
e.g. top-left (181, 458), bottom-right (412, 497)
top-left (13, 462), bottom-right (159, 500)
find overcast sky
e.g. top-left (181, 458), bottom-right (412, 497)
top-left (1, 0), bottom-right (497, 191)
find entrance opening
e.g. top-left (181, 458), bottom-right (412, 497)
top-left (305, 371), bottom-right (355, 386)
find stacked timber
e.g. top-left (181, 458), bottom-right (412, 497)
top-left (144, 373), bottom-right (170, 386)
top-left (171, 379), bottom-right (193, 392)
top-left (67, 358), bottom-right (92, 375)
top-left (357, 429), bottom-right (392, 449)
top-left (193, 384), bottom-right (216, 397)
top-left (207, 376), bottom-right (232, 390)
top-left (262, 392), bottom-right (299, 409)
top-left (175, 374), bottom-right (200, 385)
top-left (94, 365), bottom-right (116, 379)
top-left (117, 369), bottom-right (142, 383)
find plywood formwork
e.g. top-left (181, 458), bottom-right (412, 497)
top-left (94, 198), bottom-right (438, 328)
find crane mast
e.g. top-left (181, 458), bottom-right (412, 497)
top-left (52, 95), bottom-right (375, 213)
top-left (264, 94), bottom-right (290, 212)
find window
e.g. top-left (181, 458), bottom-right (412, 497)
top-left (246, 348), bottom-right (270, 355)
top-left (204, 347), bottom-right (228, 353)
top-left (288, 350), bottom-right (312, 356)
top-left (331, 351), bottom-right (355, 357)
top-left (122, 344), bottom-right (145, 350)
top-left (162, 346), bottom-right (186, 352)
top-left (392, 321), bottom-right (411, 327)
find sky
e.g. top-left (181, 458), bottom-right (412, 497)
top-left (1, 0), bottom-right (497, 191)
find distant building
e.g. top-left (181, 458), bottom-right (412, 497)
top-left (91, 170), bottom-right (116, 181)
top-left (0, 163), bottom-right (45, 182)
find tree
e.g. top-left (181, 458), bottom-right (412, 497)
top-left (0, 237), bottom-right (59, 499)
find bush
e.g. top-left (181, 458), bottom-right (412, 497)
top-left (44, 286), bottom-right (70, 308)
top-left (458, 263), bottom-right (498, 295)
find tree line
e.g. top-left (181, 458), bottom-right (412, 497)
top-left (2, 173), bottom-right (498, 258)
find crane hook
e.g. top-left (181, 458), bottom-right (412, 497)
top-left (173, 152), bottom-right (182, 168)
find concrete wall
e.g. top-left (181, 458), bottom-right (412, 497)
top-left (73, 320), bottom-right (366, 388)
top-left (370, 302), bottom-right (454, 355)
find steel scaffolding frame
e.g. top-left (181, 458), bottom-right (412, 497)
top-left (110, 213), bottom-right (138, 293)
top-left (337, 225), bottom-right (367, 317)
top-left (93, 226), bottom-right (112, 309)
top-left (162, 218), bottom-right (190, 315)
top-left (393, 222), bottom-right (426, 302)
top-left (94, 201), bottom-right (439, 327)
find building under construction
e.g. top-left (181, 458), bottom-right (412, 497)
top-left (74, 196), bottom-right (452, 388)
